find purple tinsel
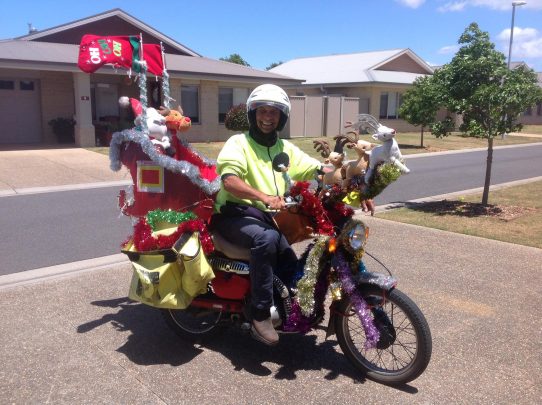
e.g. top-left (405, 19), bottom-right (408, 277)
top-left (334, 250), bottom-right (380, 349)
top-left (283, 265), bottom-right (330, 333)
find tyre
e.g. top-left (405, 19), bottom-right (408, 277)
top-left (335, 286), bottom-right (432, 385)
top-left (161, 306), bottom-right (223, 341)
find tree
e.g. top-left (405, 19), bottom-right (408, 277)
top-left (429, 23), bottom-right (542, 205)
top-left (399, 75), bottom-right (442, 148)
top-left (266, 61), bottom-right (283, 71)
top-left (219, 53), bottom-right (251, 67)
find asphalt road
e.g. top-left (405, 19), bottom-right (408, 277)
top-left (1, 144), bottom-right (541, 275)
top-left (2, 216), bottom-right (540, 404)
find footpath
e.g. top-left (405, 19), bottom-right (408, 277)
top-left (0, 144), bottom-right (540, 403)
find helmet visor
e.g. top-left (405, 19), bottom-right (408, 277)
top-left (248, 101), bottom-right (289, 115)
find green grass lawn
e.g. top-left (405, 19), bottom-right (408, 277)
top-left (376, 180), bottom-right (542, 249)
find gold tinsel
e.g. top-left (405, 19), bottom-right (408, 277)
top-left (296, 236), bottom-right (330, 316)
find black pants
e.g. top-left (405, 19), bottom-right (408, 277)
top-left (211, 215), bottom-right (297, 321)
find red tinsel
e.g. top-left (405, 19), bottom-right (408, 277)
top-left (132, 217), bottom-right (215, 254)
top-left (289, 182), bottom-right (334, 236)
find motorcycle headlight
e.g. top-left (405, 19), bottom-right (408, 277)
top-left (348, 223), bottom-right (369, 251)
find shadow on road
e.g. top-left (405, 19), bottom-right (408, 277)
top-left (77, 297), bottom-right (419, 393)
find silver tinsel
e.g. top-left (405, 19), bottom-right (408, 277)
top-left (109, 129), bottom-right (220, 196)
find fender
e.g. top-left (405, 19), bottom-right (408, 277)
top-left (325, 272), bottom-right (397, 338)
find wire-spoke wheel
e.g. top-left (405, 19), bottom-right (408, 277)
top-left (335, 286), bottom-right (432, 385)
top-left (161, 307), bottom-right (223, 341)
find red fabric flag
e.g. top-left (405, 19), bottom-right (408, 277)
top-left (78, 35), bottom-right (133, 73)
top-left (142, 44), bottom-right (164, 76)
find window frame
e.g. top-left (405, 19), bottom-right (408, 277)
top-left (181, 85), bottom-right (200, 124)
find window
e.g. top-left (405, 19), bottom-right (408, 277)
top-left (537, 102), bottom-right (541, 116)
top-left (379, 92), bottom-right (403, 119)
top-left (524, 106), bottom-right (532, 116)
top-left (20, 80), bottom-right (35, 91)
top-left (0, 80), bottom-right (15, 90)
top-left (218, 87), bottom-right (250, 123)
top-left (218, 87), bottom-right (233, 123)
top-left (181, 85), bottom-right (200, 123)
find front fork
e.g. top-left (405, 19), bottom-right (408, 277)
top-left (325, 278), bottom-right (396, 339)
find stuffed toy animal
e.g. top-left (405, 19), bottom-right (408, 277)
top-left (119, 96), bottom-right (172, 152)
top-left (333, 132), bottom-right (375, 189)
top-left (313, 139), bottom-right (345, 187)
top-left (351, 115), bottom-right (410, 183)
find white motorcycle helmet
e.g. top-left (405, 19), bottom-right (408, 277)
top-left (246, 84), bottom-right (291, 132)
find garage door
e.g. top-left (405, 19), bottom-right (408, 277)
top-left (0, 79), bottom-right (41, 144)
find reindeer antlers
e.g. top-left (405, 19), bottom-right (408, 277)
top-left (356, 114), bottom-right (381, 134)
top-left (312, 140), bottom-right (331, 158)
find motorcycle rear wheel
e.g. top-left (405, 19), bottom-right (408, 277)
top-left (335, 286), bottom-right (432, 385)
top-left (161, 307), bottom-right (223, 341)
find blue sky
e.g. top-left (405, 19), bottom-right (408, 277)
top-left (1, 0), bottom-right (541, 71)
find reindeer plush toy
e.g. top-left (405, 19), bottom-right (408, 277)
top-left (333, 130), bottom-right (375, 189)
top-left (352, 114), bottom-right (410, 184)
top-left (312, 139), bottom-right (345, 188)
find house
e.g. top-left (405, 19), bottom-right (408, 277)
top-left (270, 49), bottom-right (434, 134)
top-left (0, 8), bottom-right (301, 146)
top-left (271, 51), bottom-right (542, 135)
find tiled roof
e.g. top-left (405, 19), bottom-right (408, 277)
top-left (0, 40), bottom-right (300, 83)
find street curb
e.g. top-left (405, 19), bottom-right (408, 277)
top-left (375, 176), bottom-right (542, 213)
top-left (0, 180), bottom-right (132, 197)
top-left (0, 254), bottom-right (129, 290)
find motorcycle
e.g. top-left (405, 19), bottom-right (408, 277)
top-left (159, 181), bottom-right (432, 386)
top-left (112, 125), bottom-right (431, 385)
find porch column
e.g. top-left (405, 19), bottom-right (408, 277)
top-left (73, 72), bottom-right (95, 147)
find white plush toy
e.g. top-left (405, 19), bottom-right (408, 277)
top-left (352, 114), bottom-right (410, 183)
top-left (119, 96), bottom-right (171, 150)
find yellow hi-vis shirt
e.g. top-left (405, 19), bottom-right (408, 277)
top-left (214, 133), bottom-right (321, 212)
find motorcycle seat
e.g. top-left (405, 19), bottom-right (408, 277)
top-left (211, 231), bottom-right (251, 261)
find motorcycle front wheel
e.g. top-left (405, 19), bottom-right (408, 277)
top-left (161, 306), bottom-right (223, 341)
top-left (335, 286), bottom-right (432, 385)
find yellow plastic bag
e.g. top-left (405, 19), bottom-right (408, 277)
top-left (123, 231), bottom-right (214, 309)
top-left (174, 232), bottom-right (215, 297)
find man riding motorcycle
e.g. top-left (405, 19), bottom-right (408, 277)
top-left (210, 84), bottom-right (323, 346)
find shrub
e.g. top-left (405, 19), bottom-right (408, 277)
top-left (48, 117), bottom-right (76, 143)
top-left (224, 103), bottom-right (249, 131)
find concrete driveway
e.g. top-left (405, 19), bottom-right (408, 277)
top-left (1, 216), bottom-right (540, 404)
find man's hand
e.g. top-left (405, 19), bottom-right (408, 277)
top-left (263, 195), bottom-right (285, 210)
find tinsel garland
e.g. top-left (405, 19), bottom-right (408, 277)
top-left (177, 138), bottom-right (217, 168)
top-left (136, 60), bottom-right (149, 136)
top-left (146, 209), bottom-right (197, 231)
top-left (296, 236), bottom-right (330, 316)
top-left (161, 70), bottom-right (172, 108)
top-left (131, 217), bottom-right (214, 254)
top-left (362, 163), bottom-right (402, 200)
top-left (334, 249), bottom-right (380, 349)
top-left (289, 182), bottom-right (334, 236)
top-left (109, 129), bottom-right (221, 196)
top-left (284, 265), bottom-right (330, 333)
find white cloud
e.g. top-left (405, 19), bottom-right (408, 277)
top-left (438, 45), bottom-right (461, 54)
top-left (395, 0), bottom-right (426, 8)
top-left (437, 0), bottom-right (542, 12)
top-left (497, 27), bottom-right (542, 59)
top-left (438, 2), bottom-right (467, 12)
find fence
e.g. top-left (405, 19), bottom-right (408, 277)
top-left (283, 96), bottom-right (360, 138)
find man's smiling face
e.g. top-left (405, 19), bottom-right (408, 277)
top-left (255, 106), bottom-right (281, 134)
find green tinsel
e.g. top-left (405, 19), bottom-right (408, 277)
top-left (146, 209), bottom-right (197, 231)
top-left (296, 236), bottom-right (330, 316)
top-left (362, 163), bottom-right (402, 199)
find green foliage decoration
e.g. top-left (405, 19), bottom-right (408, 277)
top-left (362, 163), bottom-right (402, 200)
